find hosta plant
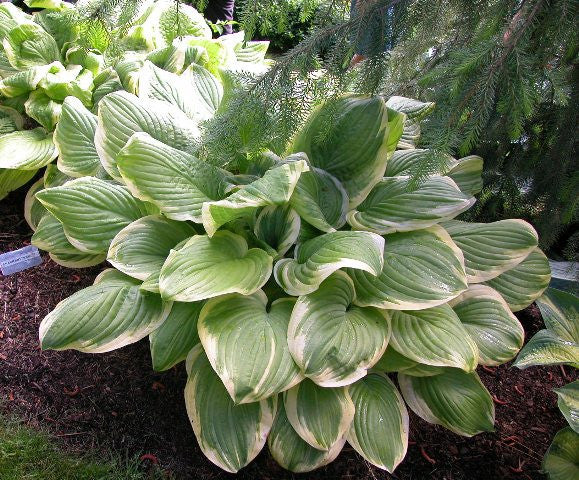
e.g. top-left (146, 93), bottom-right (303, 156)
top-left (29, 82), bottom-right (552, 473)
top-left (514, 288), bottom-right (579, 480)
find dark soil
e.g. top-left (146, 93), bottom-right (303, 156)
top-left (0, 189), bottom-right (575, 480)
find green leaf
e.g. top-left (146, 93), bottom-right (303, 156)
top-left (385, 96), bottom-right (435, 121)
top-left (397, 117), bottom-right (421, 149)
top-left (291, 95), bottom-right (392, 208)
top-left (535, 288), bottom-right (579, 343)
top-left (254, 205), bottom-right (301, 258)
top-left (288, 272), bottom-right (390, 387)
top-left (483, 248), bottom-right (551, 311)
top-left (346, 373), bottom-right (408, 472)
top-left (443, 220), bottom-right (539, 283)
top-left (199, 292), bottom-right (302, 404)
top-left (389, 304), bottom-right (479, 371)
top-left (54, 96), bottom-right (102, 178)
top-left (0, 128), bottom-right (57, 170)
top-left (117, 132), bottom-right (231, 222)
top-left (92, 67), bottom-right (123, 107)
top-left (36, 177), bottom-right (153, 254)
top-left (184, 345), bottom-right (276, 473)
top-left (0, 106), bottom-right (23, 134)
top-left (542, 427), bottom-right (579, 480)
top-left (514, 330), bottom-right (579, 369)
top-left (159, 231), bottom-right (273, 302)
top-left (48, 250), bottom-right (105, 268)
top-left (0, 65), bottom-right (50, 97)
top-left (555, 381), bottom-right (579, 433)
top-left (234, 40), bottom-right (269, 63)
top-left (149, 301), bottom-right (202, 371)
top-left (24, 89), bottom-right (62, 131)
top-left (95, 91), bottom-right (200, 180)
top-left (24, 178), bottom-right (46, 231)
top-left (40, 269), bottom-right (171, 353)
top-left (0, 168), bottom-right (36, 201)
top-left (31, 213), bottom-right (80, 254)
top-left (284, 379), bottom-right (354, 450)
top-left (348, 176), bottom-right (474, 234)
top-left (3, 23), bottom-right (60, 69)
top-left (268, 399), bottom-right (345, 473)
top-left (43, 163), bottom-right (71, 188)
top-left (399, 369), bottom-right (495, 436)
top-left (202, 159), bottom-right (308, 236)
top-left (347, 226), bottom-right (467, 310)
top-left (449, 285), bottom-right (524, 366)
top-left (108, 214), bottom-right (196, 281)
top-left (447, 155), bottom-right (484, 195)
top-left (384, 148), bottom-right (454, 177)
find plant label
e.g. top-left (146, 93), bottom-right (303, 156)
top-left (0, 245), bottom-right (42, 275)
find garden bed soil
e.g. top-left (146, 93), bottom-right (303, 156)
top-left (0, 190), bottom-right (575, 480)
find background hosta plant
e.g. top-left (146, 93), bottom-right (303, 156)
top-left (29, 62), bottom-right (553, 472)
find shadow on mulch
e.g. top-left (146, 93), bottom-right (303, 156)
top-left (0, 189), bottom-right (575, 480)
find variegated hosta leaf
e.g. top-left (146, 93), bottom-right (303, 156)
top-left (117, 132), bottom-right (231, 222)
top-left (347, 373), bottom-right (409, 472)
top-left (274, 231), bottom-right (384, 296)
top-left (555, 381), bottom-right (579, 433)
top-left (199, 292), bottom-right (302, 404)
top-left (397, 117), bottom-right (420, 149)
top-left (0, 65), bottom-right (51, 97)
top-left (108, 215), bottom-right (196, 281)
top-left (442, 219), bottom-right (539, 283)
top-left (234, 40), bottom-right (269, 63)
top-left (0, 128), bottom-right (57, 169)
top-left (36, 177), bottom-right (153, 254)
top-left (184, 345), bottom-right (276, 473)
top-left (348, 176), bottom-right (474, 234)
top-left (373, 347), bottom-right (445, 377)
top-left (43, 163), bottom-right (72, 188)
top-left (289, 166), bottom-right (349, 232)
top-left (24, 89), bottom-right (62, 131)
top-left (291, 95), bottom-right (392, 208)
top-left (399, 369), bottom-right (495, 436)
top-left (542, 427), bottom-right (579, 480)
top-left (0, 105), bottom-right (23, 133)
top-left (95, 91), bottom-right (200, 180)
top-left (447, 155), bottom-right (484, 195)
top-left (3, 23), bottom-right (61, 69)
top-left (483, 247), bottom-right (551, 311)
top-left (49, 251), bottom-right (106, 268)
top-left (288, 272), bottom-right (390, 387)
top-left (268, 399), bottom-right (345, 473)
top-left (347, 226), bottom-right (467, 310)
top-left (0, 168), bottom-right (36, 200)
top-left (159, 231), bottom-right (273, 302)
top-left (54, 96), bottom-right (102, 178)
top-left (535, 288), bottom-right (578, 343)
top-left (384, 149), bottom-right (454, 177)
top-left (514, 330), bottom-right (579, 369)
top-left (202, 160), bottom-right (308, 236)
top-left (449, 285), bottom-right (524, 366)
top-left (284, 379), bottom-right (354, 450)
top-left (254, 205), bottom-right (301, 258)
top-left (40, 269), bottom-right (171, 353)
top-left (31, 213), bottom-right (84, 255)
top-left (385, 96), bottom-right (435, 121)
top-left (149, 301), bottom-right (202, 371)
top-left (389, 304), bottom-right (479, 371)
top-left (24, 178), bottom-right (46, 231)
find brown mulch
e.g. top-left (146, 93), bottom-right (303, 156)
top-left (0, 188), bottom-right (575, 480)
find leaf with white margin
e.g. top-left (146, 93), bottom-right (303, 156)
top-left (159, 231), bottom-right (273, 302)
top-left (3, 23), bottom-right (60, 69)
top-left (449, 284), bottom-right (524, 366)
top-left (36, 177), bottom-right (153, 254)
top-left (40, 269), bottom-right (171, 353)
top-left (290, 165), bottom-right (349, 232)
top-left (514, 330), bottom-right (579, 369)
top-left (373, 346), bottom-right (420, 373)
top-left (234, 40), bottom-right (269, 63)
top-left (291, 95), bottom-right (392, 208)
top-left (180, 63), bottom-right (223, 113)
top-left (347, 176), bottom-right (474, 234)
top-left (555, 381), bottom-right (579, 433)
top-left (24, 90), bottom-right (62, 131)
top-left (0, 168), bottom-right (36, 200)
top-left (389, 304), bottom-right (479, 371)
top-left (268, 399), bottom-right (345, 473)
top-left (202, 160), bottom-right (308, 236)
top-left (443, 220), bottom-right (539, 283)
top-left (184, 344), bottom-right (276, 473)
top-left (542, 427), bottom-right (579, 480)
top-left (108, 215), bottom-right (196, 281)
top-left (535, 288), bottom-right (578, 343)
top-left (0, 106), bottom-right (23, 134)
top-left (24, 178), bottom-right (46, 231)
top-left (199, 292), bottom-right (303, 404)
top-left (397, 117), bottom-right (420, 149)
top-left (54, 96), bottom-right (102, 178)
top-left (384, 149), bottom-right (454, 177)
top-left (254, 205), bottom-right (300, 258)
top-left (43, 163), bottom-right (72, 188)
top-left (149, 301), bottom-right (202, 371)
top-left (447, 155), bottom-right (484, 195)
top-left (94, 91), bottom-right (200, 180)
top-left (49, 251), bottom-right (105, 268)
top-left (284, 379), bottom-right (354, 451)
top-left (385, 96), bottom-right (435, 121)
top-left (32, 213), bottom-right (82, 254)
top-left (399, 368), bottom-right (494, 436)
top-left (117, 132), bottom-right (230, 222)
top-left (274, 231), bottom-right (384, 296)
top-left (483, 248), bottom-right (551, 311)
top-left (347, 373), bottom-right (409, 472)
top-left (0, 128), bottom-right (57, 170)
top-left (288, 272), bottom-right (390, 387)
top-left (347, 226), bottom-right (467, 310)
top-left (0, 65), bottom-right (50, 98)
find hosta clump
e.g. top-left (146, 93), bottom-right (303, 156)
top-left (31, 80), bottom-right (552, 472)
